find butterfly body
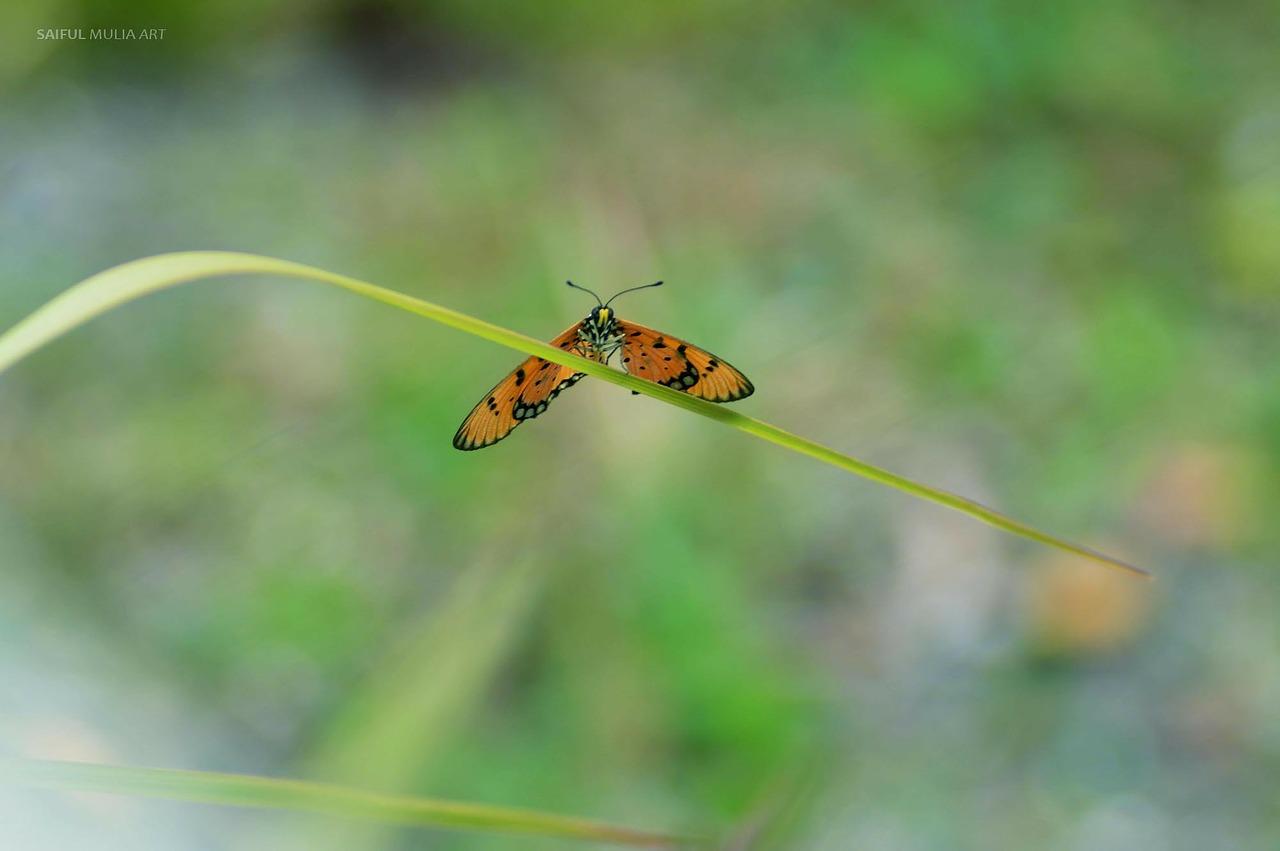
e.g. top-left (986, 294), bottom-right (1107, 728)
top-left (453, 285), bottom-right (753, 451)
top-left (576, 305), bottom-right (625, 360)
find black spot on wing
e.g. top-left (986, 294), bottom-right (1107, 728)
top-left (511, 372), bottom-right (585, 421)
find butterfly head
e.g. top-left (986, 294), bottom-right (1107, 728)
top-left (587, 305), bottom-right (615, 331)
top-left (566, 280), bottom-right (663, 351)
top-left (579, 304), bottom-right (619, 350)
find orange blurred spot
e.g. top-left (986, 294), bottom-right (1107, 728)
top-left (1024, 549), bottom-right (1153, 655)
top-left (1135, 443), bottom-right (1250, 549)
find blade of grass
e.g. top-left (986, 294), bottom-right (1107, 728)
top-left (308, 558), bottom-right (541, 785)
top-left (0, 251), bottom-right (1148, 577)
top-left (717, 766), bottom-right (819, 851)
top-left (290, 557), bottom-right (542, 851)
top-left (0, 759), bottom-right (686, 847)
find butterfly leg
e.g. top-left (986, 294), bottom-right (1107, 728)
top-left (599, 338), bottom-right (624, 363)
top-left (600, 339), bottom-right (639, 393)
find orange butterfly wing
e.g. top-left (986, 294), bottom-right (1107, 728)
top-left (453, 323), bottom-right (588, 451)
top-left (615, 319), bottom-right (754, 403)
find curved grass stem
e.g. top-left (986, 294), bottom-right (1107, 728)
top-left (0, 251), bottom-right (1148, 577)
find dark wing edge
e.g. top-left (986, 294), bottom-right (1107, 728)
top-left (616, 319), bottom-right (754, 403)
top-left (452, 324), bottom-right (587, 450)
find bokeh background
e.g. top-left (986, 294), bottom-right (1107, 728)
top-left (2, 2), bottom-right (1278, 848)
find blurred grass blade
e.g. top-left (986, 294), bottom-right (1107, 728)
top-left (1, 759), bottom-right (683, 847)
top-left (0, 251), bottom-right (1147, 577)
top-left (309, 558), bottom-right (541, 783)
top-left (293, 557), bottom-right (542, 851)
top-left (718, 767), bottom-right (820, 851)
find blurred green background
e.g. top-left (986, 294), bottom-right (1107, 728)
top-left (2, 1), bottom-right (1278, 848)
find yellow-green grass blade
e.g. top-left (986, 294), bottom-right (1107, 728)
top-left (293, 557), bottom-right (543, 851)
top-left (0, 251), bottom-right (1149, 577)
top-left (0, 759), bottom-right (686, 847)
top-left (308, 558), bottom-right (542, 785)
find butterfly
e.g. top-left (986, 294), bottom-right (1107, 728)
top-left (453, 281), bottom-right (754, 450)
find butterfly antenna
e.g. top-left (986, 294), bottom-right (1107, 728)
top-left (604, 280), bottom-right (664, 307)
top-left (565, 280), bottom-right (604, 306)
